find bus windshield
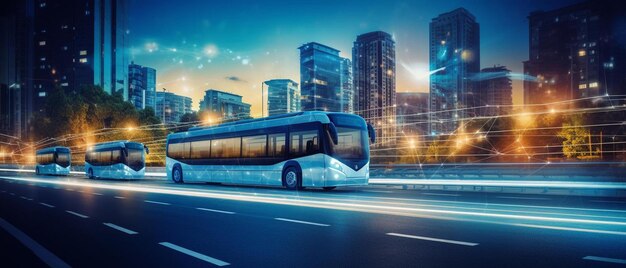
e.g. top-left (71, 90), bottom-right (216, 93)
top-left (56, 152), bottom-right (70, 167)
top-left (328, 114), bottom-right (369, 161)
top-left (125, 148), bottom-right (144, 170)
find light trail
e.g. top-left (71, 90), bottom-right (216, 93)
top-left (1, 175), bottom-right (625, 236)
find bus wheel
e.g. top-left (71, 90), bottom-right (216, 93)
top-left (87, 168), bottom-right (94, 180)
top-left (283, 166), bottom-right (301, 190)
top-left (172, 165), bottom-right (184, 184)
top-left (323, 187), bottom-right (336, 191)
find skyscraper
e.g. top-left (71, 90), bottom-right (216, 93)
top-left (264, 79), bottom-right (300, 116)
top-left (523, 0), bottom-right (626, 108)
top-left (32, 0), bottom-right (128, 115)
top-left (128, 62), bottom-right (156, 111)
top-left (429, 8), bottom-right (480, 135)
top-left (156, 91), bottom-right (192, 124)
top-left (340, 57), bottom-right (353, 113)
top-left (0, 0), bottom-right (33, 139)
top-left (298, 42), bottom-right (342, 112)
top-left (352, 31), bottom-right (396, 146)
top-left (200, 89), bottom-right (251, 121)
top-left (477, 65), bottom-right (513, 116)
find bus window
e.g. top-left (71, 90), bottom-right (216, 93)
top-left (242, 135), bottom-right (267, 158)
top-left (211, 137), bottom-right (241, 158)
top-left (290, 130), bottom-right (318, 156)
top-left (268, 133), bottom-right (286, 157)
top-left (190, 140), bottom-right (210, 159)
top-left (56, 152), bottom-right (70, 166)
top-left (112, 149), bottom-right (122, 164)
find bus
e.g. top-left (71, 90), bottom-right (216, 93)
top-left (85, 141), bottom-right (149, 180)
top-left (165, 112), bottom-right (375, 190)
top-left (35, 147), bottom-right (71, 176)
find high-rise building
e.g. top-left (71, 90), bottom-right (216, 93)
top-left (429, 8), bottom-right (480, 135)
top-left (298, 42), bottom-right (342, 112)
top-left (156, 91), bottom-right (192, 124)
top-left (264, 79), bottom-right (300, 116)
top-left (396, 92), bottom-right (429, 136)
top-left (32, 0), bottom-right (128, 115)
top-left (477, 65), bottom-right (513, 116)
top-left (0, 0), bottom-right (33, 139)
top-left (352, 31), bottom-right (397, 145)
top-left (340, 57), bottom-right (353, 113)
top-left (523, 1), bottom-right (626, 108)
top-left (200, 89), bottom-right (251, 121)
top-left (128, 62), bottom-right (156, 111)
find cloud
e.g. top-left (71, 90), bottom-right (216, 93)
top-left (225, 76), bottom-right (247, 83)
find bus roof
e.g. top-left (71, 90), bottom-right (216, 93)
top-left (89, 140), bottom-right (143, 150)
top-left (169, 111), bottom-right (338, 140)
top-left (36, 146), bottom-right (70, 154)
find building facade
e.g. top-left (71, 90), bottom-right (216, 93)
top-left (298, 42), bottom-right (342, 112)
top-left (523, 0), bottom-right (626, 108)
top-left (352, 31), bottom-right (397, 146)
top-left (429, 8), bottom-right (480, 135)
top-left (0, 0), bottom-right (34, 138)
top-left (128, 62), bottom-right (156, 111)
top-left (32, 0), bottom-right (129, 116)
top-left (264, 79), bottom-right (300, 116)
top-left (340, 57), bottom-right (353, 113)
top-left (477, 66), bottom-right (513, 116)
top-left (396, 92), bottom-right (429, 136)
top-left (200, 89), bottom-right (251, 121)
top-left (156, 91), bottom-right (192, 124)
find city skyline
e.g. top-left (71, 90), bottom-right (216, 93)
top-left (127, 0), bottom-right (577, 115)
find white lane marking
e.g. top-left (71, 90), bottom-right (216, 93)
top-left (65, 188), bottom-right (75, 191)
top-left (9, 192), bottom-right (15, 196)
top-left (92, 192), bottom-right (103, 196)
top-left (386, 232), bottom-right (479, 246)
top-left (39, 202), bottom-right (55, 208)
top-left (65, 210), bottom-right (89, 219)
top-left (196, 208), bottom-right (236, 214)
top-left (159, 242), bottom-right (229, 266)
top-left (144, 200), bottom-right (170, 205)
top-left (422, 193), bottom-right (460, 197)
top-left (516, 224), bottom-right (626, 236)
top-left (591, 200), bottom-right (626, 204)
top-left (583, 256), bottom-right (626, 264)
top-left (274, 218), bottom-right (330, 227)
top-left (0, 217), bottom-right (70, 268)
top-left (103, 223), bottom-right (138, 235)
top-left (20, 196), bottom-right (33, 201)
top-left (362, 190), bottom-right (394, 194)
top-left (114, 196), bottom-right (126, 199)
top-left (496, 196), bottom-right (549, 201)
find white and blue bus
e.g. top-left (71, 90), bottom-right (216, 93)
top-left (85, 141), bottom-right (149, 180)
top-left (35, 146), bottom-right (71, 176)
top-left (165, 112), bottom-right (375, 190)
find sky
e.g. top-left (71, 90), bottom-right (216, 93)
top-left (128, 0), bottom-right (579, 116)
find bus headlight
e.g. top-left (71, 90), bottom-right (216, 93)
top-left (329, 158), bottom-right (343, 172)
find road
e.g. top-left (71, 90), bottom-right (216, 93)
top-left (0, 170), bottom-right (625, 267)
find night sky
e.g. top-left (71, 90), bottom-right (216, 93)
top-left (128, 0), bottom-right (579, 115)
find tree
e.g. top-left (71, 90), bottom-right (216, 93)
top-left (558, 114), bottom-right (593, 159)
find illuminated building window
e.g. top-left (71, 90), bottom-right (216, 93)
top-left (61, 82), bottom-right (69, 87)
top-left (578, 84), bottom-right (587, 89)
top-left (578, 50), bottom-right (586, 57)
top-left (589, 82), bottom-right (598, 88)
top-left (80, 50), bottom-right (87, 55)
top-left (38, 92), bottom-right (46, 97)
top-left (79, 58), bottom-right (88, 63)
top-left (39, 41), bottom-right (46, 46)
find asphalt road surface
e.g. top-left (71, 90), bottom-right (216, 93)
top-left (0, 170), bottom-right (625, 267)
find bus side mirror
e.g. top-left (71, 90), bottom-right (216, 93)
top-left (123, 148), bottom-right (128, 157)
top-left (367, 123), bottom-right (376, 144)
top-left (145, 146), bottom-right (149, 155)
top-left (327, 123), bottom-right (338, 145)
top-left (53, 152), bottom-right (58, 160)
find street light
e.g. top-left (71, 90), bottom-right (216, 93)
top-left (162, 88), bottom-right (167, 124)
